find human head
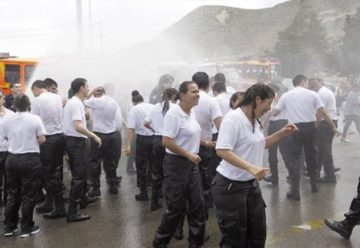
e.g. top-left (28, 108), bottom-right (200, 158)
top-left (162, 88), bottom-right (179, 115)
top-left (93, 86), bottom-right (105, 98)
top-left (43, 78), bottom-right (58, 94)
top-left (14, 94), bottom-right (31, 112)
top-left (9, 82), bottom-right (21, 96)
top-left (308, 78), bottom-right (321, 92)
top-left (212, 82), bottom-right (226, 96)
top-left (292, 75), bottom-right (307, 87)
top-left (179, 81), bottom-right (199, 108)
top-left (158, 74), bottom-right (174, 89)
top-left (239, 83), bottom-right (275, 118)
top-left (31, 80), bottom-right (47, 97)
top-left (230, 91), bottom-right (245, 109)
top-left (214, 73), bottom-right (226, 84)
top-left (131, 90), bottom-right (144, 105)
top-left (192, 71), bottom-right (209, 91)
top-left (71, 78), bottom-right (89, 98)
top-left (163, 88), bottom-right (178, 103)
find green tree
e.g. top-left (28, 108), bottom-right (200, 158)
top-left (274, 3), bottom-right (329, 77)
top-left (340, 8), bottom-right (360, 78)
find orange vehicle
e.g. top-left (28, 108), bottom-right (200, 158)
top-left (222, 58), bottom-right (281, 83)
top-left (0, 52), bottom-right (38, 94)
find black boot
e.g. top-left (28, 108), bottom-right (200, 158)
top-left (135, 188), bottom-right (148, 201)
top-left (150, 191), bottom-right (162, 211)
top-left (108, 183), bottom-right (118, 195)
top-left (286, 181), bottom-right (300, 201)
top-left (44, 194), bottom-right (66, 219)
top-left (324, 218), bottom-right (355, 239)
top-left (67, 201), bottom-right (90, 222)
top-left (36, 196), bottom-right (53, 213)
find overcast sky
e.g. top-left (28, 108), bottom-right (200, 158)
top-left (0, 0), bottom-right (289, 57)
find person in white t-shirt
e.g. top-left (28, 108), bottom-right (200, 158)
top-left (144, 88), bottom-right (178, 211)
top-left (125, 90), bottom-right (154, 201)
top-left (273, 75), bottom-right (337, 201)
top-left (63, 78), bottom-right (101, 222)
top-left (3, 94), bottom-right (46, 238)
top-left (308, 78), bottom-right (338, 182)
top-left (213, 83), bottom-right (297, 247)
top-left (153, 81), bottom-right (205, 248)
top-left (84, 86), bottom-right (123, 196)
top-left (30, 80), bottom-right (66, 219)
top-left (192, 71), bottom-right (223, 217)
top-left (0, 89), bottom-right (14, 208)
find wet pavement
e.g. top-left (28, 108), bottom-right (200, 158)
top-left (1, 133), bottom-right (360, 248)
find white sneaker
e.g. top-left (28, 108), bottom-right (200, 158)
top-left (19, 226), bottom-right (40, 238)
top-left (341, 138), bottom-right (350, 143)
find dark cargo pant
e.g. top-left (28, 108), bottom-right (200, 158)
top-left (212, 172), bottom-right (266, 248)
top-left (4, 153), bottom-right (42, 232)
top-left (153, 154), bottom-right (205, 247)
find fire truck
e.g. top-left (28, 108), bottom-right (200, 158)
top-left (0, 52), bottom-right (38, 94)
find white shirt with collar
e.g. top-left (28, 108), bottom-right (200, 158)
top-left (0, 108), bottom-right (15, 152)
top-left (276, 86), bottom-right (323, 123)
top-left (145, 102), bottom-right (175, 136)
top-left (31, 91), bottom-right (63, 135)
top-left (3, 112), bottom-right (46, 154)
top-left (127, 102), bottom-right (154, 136)
top-left (84, 95), bottom-right (120, 133)
top-left (193, 90), bottom-right (223, 141)
top-left (63, 96), bottom-right (87, 138)
top-left (318, 86), bottom-right (337, 120)
top-left (216, 108), bottom-right (265, 181)
top-left (163, 104), bottom-right (201, 155)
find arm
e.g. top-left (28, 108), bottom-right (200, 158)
top-left (163, 136), bottom-right (201, 164)
top-left (216, 149), bottom-right (269, 180)
top-left (124, 128), bottom-right (135, 156)
top-left (73, 120), bottom-right (101, 146)
top-left (37, 135), bottom-right (46, 145)
top-left (214, 116), bottom-right (223, 131)
top-left (316, 107), bottom-right (338, 135)
top-left (265, 123), bottom-right (298, 149)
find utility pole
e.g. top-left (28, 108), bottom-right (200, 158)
top-left (76, 0), bottom-right (83, 53)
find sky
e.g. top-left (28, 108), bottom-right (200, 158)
top-left (0, 0), bottom-right (289, 57)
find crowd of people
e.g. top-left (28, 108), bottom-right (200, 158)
top-left (0, 71), bottom-right (359, 247)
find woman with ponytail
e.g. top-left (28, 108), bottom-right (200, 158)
top-left (144, 88), bottom-right (178, 211)
top-left (212, 83), bottom-right (298, 248)
top-left (125, 90), bottom-right (154, 201)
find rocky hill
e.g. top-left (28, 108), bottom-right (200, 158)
top-left (144, 0), bottom-right (360, 61)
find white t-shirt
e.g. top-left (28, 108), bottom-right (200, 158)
top-left (216, 108), bottom-right (265, 181)
top-left (193, 90), bottom-right (223, 141)
top-left (3, 112), bottom-right (46, 154)
top-left (145, 102), bottom-right (175, 136)
top-left (84, 95), bottom-right (120, 133)
top-left (127, 102), bottom-right (154, 136)
top-left (163, 104), bottom-right (201, 155)
top-left (276, 86), bottom-right (323, 123)
top-left (215, 93), bottom-right (231, 116)
top-left (63, 96), bottom-right (87, 138)
top-left (0, 108), bottom-right (15, 152)
top-left (31, 92), bottom-right (63, 135)
top-left (318, 86), bottom-right (337, 120)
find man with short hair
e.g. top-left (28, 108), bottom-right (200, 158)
top-left (273, 75), bottom-right (337, 201)
top-left (193, 72), bottom-right (223, 212)
top-left (308, 78), bottom-right (338, 182)
top-left (84, 86), bottom-right (123, 196)
top-left (63, 78), bottom-right (101, 222)
top-left (31, 80), bottom-right (66, 219)
top-left (4, 83), bottom-right (21, 111)
top-left (43, 78), bottom-right (58, 94)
